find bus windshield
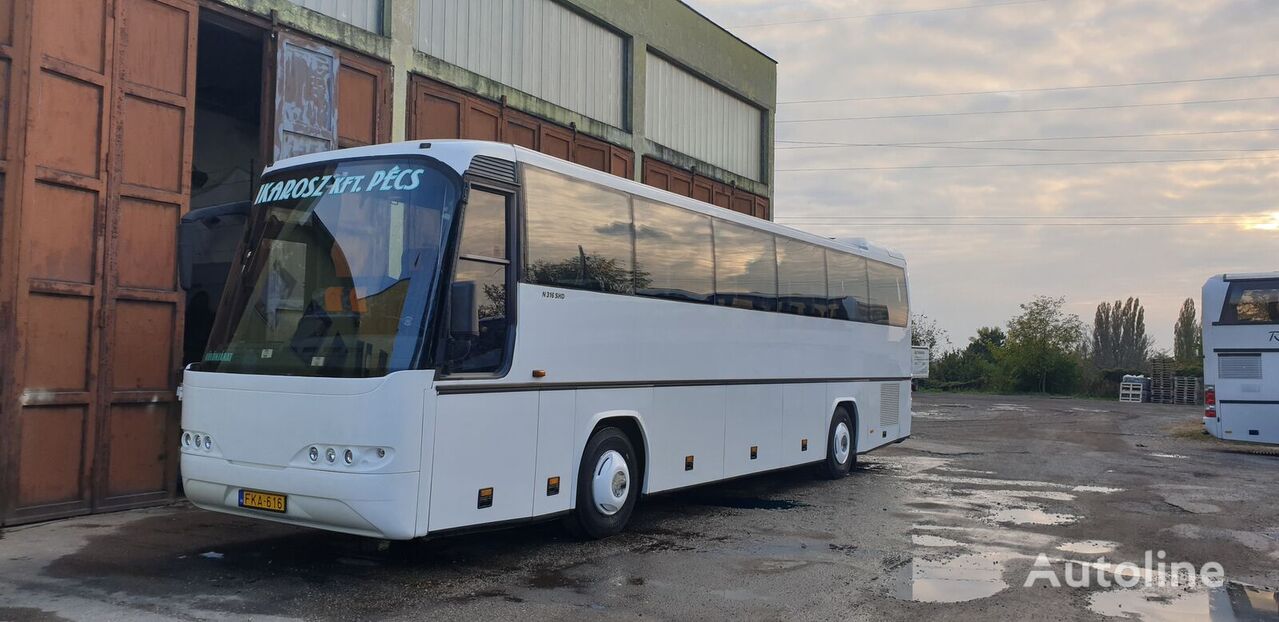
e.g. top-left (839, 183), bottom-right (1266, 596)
top-left (199, 157), bottom-right (462, 377)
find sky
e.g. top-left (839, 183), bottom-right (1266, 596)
top-left (685, 0), bottom-right (1279, 352)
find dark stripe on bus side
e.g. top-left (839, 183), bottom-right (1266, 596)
top-left (1219, 400), bottom-right (1279, 405)
top-left (1214, 348), bottom-right (1279, 353)
top-left (435, 376), bottom-right (913, 395)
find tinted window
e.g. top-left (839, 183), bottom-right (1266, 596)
top-left (458, 191), bottom-right (506, 259)
top-left (714, 220), bottom-right (777, 312)
top-left (777, 237), bottom-right (828, 318)
top-left (447, 260), bottom-right (508, 373)
top-left (634, 199), bottom-right (715, 303)
top-left (446, 190), bottom-right (510, 374)
top-left (868, 260), bottom-right (908, 327)
top-left (827, 250), bottom-right (870, 322)
top-left (524, 167), bottom-right (635, 294)
top-left (1221, 279), bottom-right (1279, 325)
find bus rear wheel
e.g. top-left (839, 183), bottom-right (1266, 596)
top-left (566, 427), bottom-right (639, 539)
top-left (819, 408), bottom-right (855, 479)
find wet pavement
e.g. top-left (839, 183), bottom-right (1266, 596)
top-left (2, 393), bottom-right (1279, 621)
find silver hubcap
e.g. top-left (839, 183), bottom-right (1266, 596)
top-left (833, 422), bottom-right (851, 465)
top-left (592, 450), bottom-right (630, 516)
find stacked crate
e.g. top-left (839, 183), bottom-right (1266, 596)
top-left (1119, 374), bottom-right (1150, 403)
top-left (1150, 358), bottom-right (1175, 404)
top-left (1173, 376), bottom-right (1203, 406)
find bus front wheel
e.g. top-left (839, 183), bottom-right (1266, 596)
top-left (819, 408), bottom-right (855, 479)
top-left (566, 427), bottom-right (639, 539)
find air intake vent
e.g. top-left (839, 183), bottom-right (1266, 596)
top-left (880, 383), bottom-right (901, 426)
top-left (1219, 354), bottom-right (1263, 379)
top-left (467, 155), bottom-right (518, 185)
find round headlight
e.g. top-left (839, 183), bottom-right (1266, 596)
top-left (325, 448), bottom-right (336, 463)
top-left (204, 436), bottom-right (212, 450)
top-left (344, 449), bottom-right (354, 465)
top-left (193, 434), bottom-right (202, 448)
top-left (309, 446), bottom-right (319, 462)
top-left (183, 432), bottom-right (191, 447)
top-left (376, 448), bottom-right (386, 459)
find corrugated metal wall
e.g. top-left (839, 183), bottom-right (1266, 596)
top-left (289, 0), bottom-right (383, 33)
top-left (645, 54), bottom-right (762, 181)
top-left (415, 0), bottom-right (625, 128)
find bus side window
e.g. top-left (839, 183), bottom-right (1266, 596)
top-left (445, 189), bottom-right (511, 374)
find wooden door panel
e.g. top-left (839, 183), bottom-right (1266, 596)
top-left (25, 182), bottom-right (99, 284)
top-left (104, 403), bottom-right (168, 496)
top-left (572, 135), bottom-right (608, 172)
top-left (24, 294), bottom-right (93, 391)
top-left (35, 0), bottom-right (107, 72)
top-left (415, 89), bottom-right (462, 139)
top-left (119, 96), bottom-right (185, 192)
top-left (464, 100), bottom-right (500, 141)
top-left (337, 52), bottom-right (390, 148)
top-left (17, 406), bottom-right (89, 507)
top-left (540, 124), bottom-right (572, 161)
top-left (30, 71), bottom-right (103, 178)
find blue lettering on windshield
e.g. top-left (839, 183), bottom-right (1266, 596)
top-left (253, 167), bottom-right (428, 205)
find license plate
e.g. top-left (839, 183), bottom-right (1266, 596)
top-left (238, 489), bottom-right (287, 513)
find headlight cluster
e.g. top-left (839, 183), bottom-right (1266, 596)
top-left (305, 445), bottom-right (389, 468)
top-left (182, 430), bottom-right (214, 452)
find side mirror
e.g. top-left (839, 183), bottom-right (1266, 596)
top-left (449, 281), bottom-right (479, 337)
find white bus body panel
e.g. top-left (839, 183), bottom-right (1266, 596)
top-left (1202, 273), bottom-right (1279, 444)
top-left (180, 370), bottom-right (433, 539)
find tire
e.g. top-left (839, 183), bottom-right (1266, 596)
top-left (565, 427), bottom-right (640, 539)
top-left (819, 407), bottom-right (856, 479)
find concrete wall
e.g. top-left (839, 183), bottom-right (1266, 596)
top-left (287, 0), bottom-right (383, 33)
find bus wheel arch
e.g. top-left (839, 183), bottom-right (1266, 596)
top-left (820, 402), bottom-right (858, 479)
top-left (588, 415), bottom-right (648, 494)
top-left (567, 418), bottom-right (646, 539)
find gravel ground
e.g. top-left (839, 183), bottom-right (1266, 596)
top-left (2, 392), bottom-right (1277, 621)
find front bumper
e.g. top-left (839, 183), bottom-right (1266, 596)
top-left (182, 454), bottom-right (421, 539)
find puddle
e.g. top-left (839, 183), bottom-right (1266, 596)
top-left (891, 551), bottom-right (1019, 603)
top-left (913, 524), bottom-right (1059, 550)
top-left (526, 568), bottom-right (590, 590)
top-left (912, 534), bottom-right (965, 548)
top-left (1089, 581), bottom-right (1279, 621)
top-left (1073, 485), bottom-right (1124, 494)
top-left (990, 403), bottom-right (1031, 412)
top-left (986, 508), bottom-right (1078, 526)
top-left (1057, 540), bottom-right (1120, 555)
top-left (1150, 453), bottom-right (1188, 459)
top-left (696, 497), bottom-right (807, 510)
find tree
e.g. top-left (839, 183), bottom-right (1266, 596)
top-left (1173, 298), bottom-right (1202, 363)
top-left (1091, 297), bottom-right (1153, 369)
top-left (527, 248), bottom-right (650, 294)
top-left (966, 326), bottom-right (1006, 362)
top-left (1001, 296), bottom-right (1086, 393)
top-left (910, 313), bottom-right (950, 357)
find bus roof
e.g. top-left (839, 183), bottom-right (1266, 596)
top-left (266, 139), bottom-right (906, 267)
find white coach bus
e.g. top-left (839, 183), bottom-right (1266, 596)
top-left (180, 140), bottom-right (912, 540)
top-left (1203, 273), bottom-right (1279, 444)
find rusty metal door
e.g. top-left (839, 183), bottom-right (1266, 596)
top-left (95, 0), bottom-right (197, 511)
top-left (274, 32), bottom-right (338, 160)
top-left (1, 0), bottom-right (197, 524)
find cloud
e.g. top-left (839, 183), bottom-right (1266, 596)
top-left (689, 0), bottom-right (1279, 348)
